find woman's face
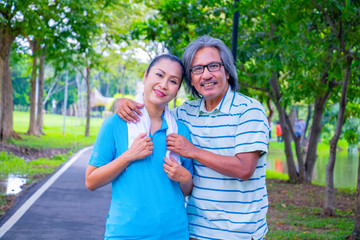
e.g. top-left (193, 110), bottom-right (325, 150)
top-left (143, 58), bottom-right (182, 108)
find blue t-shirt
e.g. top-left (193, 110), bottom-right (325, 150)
top-left (89, 114), bottom-right (193, 240)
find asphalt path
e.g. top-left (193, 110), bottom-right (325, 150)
top-left (0, 146), bottom-right (111, 240)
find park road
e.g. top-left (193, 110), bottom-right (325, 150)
top-left (0, 146), bottom-right (112, 240)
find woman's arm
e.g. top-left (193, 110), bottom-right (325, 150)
top-left (85, 155), bottom-right (132, 191)
top-left (163, 157), bottom-right (193, 196)
top-left (86, 133), bottom-right (154, 191)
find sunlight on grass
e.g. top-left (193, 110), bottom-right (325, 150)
top-left (268, 139), bottom-right (349, 156)
top-left (266, 170), bottom-right (289, 180)
top-left (11, 111), bottom-right (104, 149)
top-left (0, 152), bottom-right (70, 178)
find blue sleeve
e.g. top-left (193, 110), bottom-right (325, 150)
top-left (176, 121), bottom-right (194, 176)
top-left (89, 115), bottom-right (117, 167)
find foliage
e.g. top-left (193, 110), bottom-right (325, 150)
top-left (342, 100), bottom-right (360, 147)
top-left (128, 0), bottom-right (234, 57)
top-left (11, 49), bottom-right (31, 106)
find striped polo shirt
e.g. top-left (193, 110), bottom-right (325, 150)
top-left (173, 87), bottom-right (269, 240)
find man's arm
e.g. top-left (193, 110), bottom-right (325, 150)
top-left (166, 133), bottom-right (260, 180)
top-left (115, 98), bottom-right (144, 123)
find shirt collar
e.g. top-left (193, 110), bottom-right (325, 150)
top-left (197, 87), bottom-right (234, 116)
top-left (149, 113), bottom-right (168, 137)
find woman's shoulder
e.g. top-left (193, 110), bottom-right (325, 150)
top-left (176, 120), bottom-right (187, 130)
top-left (101, 113), bottom-right (128, 129)
top-left (176, 120), bottom-right (190, 137)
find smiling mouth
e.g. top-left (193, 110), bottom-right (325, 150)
top-left (201, 82), bottom-right (216, 87)
top-left (154, 89), bottom-right (165, 97)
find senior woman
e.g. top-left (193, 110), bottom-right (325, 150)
top-left (85, 54), bottom-right (193, 240)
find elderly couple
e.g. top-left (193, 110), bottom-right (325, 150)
top-left (85, 36), bottom-right (269, 240)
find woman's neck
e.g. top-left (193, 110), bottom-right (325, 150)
top-left (145, 101), bottom-right (164, 119)
top-left (144, 101), bottom-right (165, 135)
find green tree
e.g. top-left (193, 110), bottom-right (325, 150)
top-left (230, 0), bottom-right (360, 188)
top-left (128, 0), bottom-right (234, 57)
top-left (306, 0), bottom-right (360, 216)
top-left (46, 0), bottom-right (118, 137)
top-left (0, 0), bottom-right (42, 140)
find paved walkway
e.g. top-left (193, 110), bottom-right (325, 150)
top-left (0, 147), bottom-right (112, 240)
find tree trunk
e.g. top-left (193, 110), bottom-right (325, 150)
top-left (349, 150), bottom-right (360, 239)
top-left (36, 50), bottom-right (45, 135)
top-left (105, 73), bottom-right (110, 97)
top-left (266, 98), bottom-right (274, 124)
top-left (85, 66), bottom-right (91, 137)
top-left (284, 109), bottom-right (306, 182)
top-left (266, 98), bottom-right (274, 140)
top-left (0, 30), bottom-right (18, 141)
top-left (280, 110), bottom-right (300, 182)
top-left (121, 64), bottom-right (126, 96)
top-left (304, 83), bottom-right (332, 183)
top-left (27, 40), bottom-right (40, 135)
top-left (0, 46), bottom-right (3, 134)
top-left (304, 98), bottom-right (326, 182)
top-left (43, 76), bottom-right (57, 107)
top-left (301, 104), bottom-right (312, 152)
top-left (324, 142), bottom-right (337, 216)
top-left (75, 71), bottom-right (82, 118)
top-left (269, 72), bottom-right (300, 182)
top-left (289, 107), bottom-right (297, 135)
top-left (324, 56), bottom-right (352, 216)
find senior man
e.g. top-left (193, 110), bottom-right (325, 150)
top-left (116, 36), bottom-right (269, 240)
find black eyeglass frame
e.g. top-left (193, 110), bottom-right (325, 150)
top-left (190, 62), bottom-right (224, 75)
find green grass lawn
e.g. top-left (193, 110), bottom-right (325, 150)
top-left (268, 139), bottom-right (349, 156)
top-left (266, 204), bottom-right (354, 240)
top-left (10, 111), bottom-right (103, 149)
top-left (1, 112), bottom-right (104, 174)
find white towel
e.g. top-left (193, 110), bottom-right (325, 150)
top-left (127, 92), bottom-right (181, 164)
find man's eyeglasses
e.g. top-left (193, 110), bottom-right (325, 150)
top-left (190, 62), bottom-right (224, 75)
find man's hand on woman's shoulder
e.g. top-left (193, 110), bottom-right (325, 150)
top-left (115, 98), bottom-right (144, 123)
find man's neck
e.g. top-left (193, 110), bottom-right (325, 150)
top-left (204, 90), bottom-right (228, 112)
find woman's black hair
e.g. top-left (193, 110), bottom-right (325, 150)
top-left (146, 54), bottom-right (185, 81)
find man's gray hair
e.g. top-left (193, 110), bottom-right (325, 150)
top-left (182, 35), bottom-right (239, 98)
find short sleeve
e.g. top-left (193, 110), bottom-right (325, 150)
top-left (176, 121), bottom-right (194, 176)
top-left (234, 101), bottom-right (269, 155)
top-left (89, 115), bottom-right (117, 167)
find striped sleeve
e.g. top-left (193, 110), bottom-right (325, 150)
top-left (235, 101), bottom-right (269, 154)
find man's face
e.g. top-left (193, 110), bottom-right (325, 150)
top-left (190, 47), bottom-right (229, 110)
